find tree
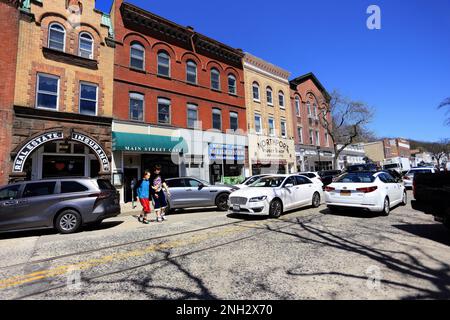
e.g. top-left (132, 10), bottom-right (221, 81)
top-left (438, 98), bottom-right (450, 126)
top-left (319, 90), bottom-right (375, 170)
top-left (428, 139), bottom-right (450, 167)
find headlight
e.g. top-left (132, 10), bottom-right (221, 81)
top-left (249, 196), bottom-right (267, 202)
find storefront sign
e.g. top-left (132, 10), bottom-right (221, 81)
top-left (209, 144), bottom-right (245, 161)
top-left (72, 132), bottom-right (110, 172)
top-left (249, 135), bottom-right (295, 164)
top-left (13, 131), bottom-right (64, 173)
top-left (258, 138), bottom-right (291, 156)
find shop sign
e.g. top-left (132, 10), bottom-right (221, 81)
top-left (13, 131), bottom-right (64, 173)
top-left (71, 132), bottom-right (110, 172)
top-left (257, 138), bottom-right (293, 159)
top-left (209, 144), bottom-right (245, 161)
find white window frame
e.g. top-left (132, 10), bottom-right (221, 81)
top-left (279, 91), bottom-right (285, 109)
top-left (268, 118), bottom-right (275, 136)
top-left (129, 92), bottom-right (145, 121)
top-left (211, 68), bottom-right (221, 90)
top-left (230, 112), bottom-right (239, 131)
top-left (309, 129), bottom-right (314, 145)
top-left (316, 131), bottom-right (320, 146)
top-left (298, 127), bottom-right (303, 143)
top-left (186, 60), bottom-right (197, 84)
top-left (295, 96), bottom-right (301, 116)
top-left (252, 82), bottom-right (260, 102)
top-left (187, 103), bottom-right (198, 128)
top-left (212, 108), bottom-right (222, 131)
top-left (254, 114), bottom-right (262, 134)
top-left (325, 132), bottom-right (329, 147)
top-left (36, 73), bottom-right (60, 111)
top-left (79, 32), bottom-right (94, 59)
top-left (157, 51), bottom-right (171, 77)
top-left (79, 82), bottom-right (98, 116)
top-left (307, 102), bottom-right (312, 116)
top-left (228, 74), bottom-right (237, 94)
top-left (266, 87), bottom-right (273, 106)
top-left (130, 42), bottom-right (145, 70)
top-left (157, 97), bottom-right (171, 124)
top-left (281, 120), bottom-right (287, 138)
top-left (48, 22), bottom-right (66, 52)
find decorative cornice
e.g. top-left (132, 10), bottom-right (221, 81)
top-left (244, 53), bottom-right (291, 80)
top-left (290, 72), bottom-right (331, 102)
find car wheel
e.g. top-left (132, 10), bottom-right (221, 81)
top-left (312, 192), bottom-right (321, 208)
top-left (216, 193), bottom-right (229, 211)
top-left (269, 199), bottom-right (283, 218)
top-left (381, 197), bottom-right (390, 216)
top-left (401, 191), bottom-right (407, 206)
top-left (55, 210), bottom-right (82, 234)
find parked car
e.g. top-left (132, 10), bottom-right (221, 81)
top-left (228, 174), bottom-right (323, 218)
top-left (345, 163), bottom-right (379, 173)
top-left (164, 177), bottom-right (237, 212)
top-left (412, 172), bottom-right (450, 229)
top-left (403, 167), bottom-right (436, 189)
top-left (298, 172), bottom-right (323, 185)
top-left (0, 178), bottom-right (120, 234)
top-left (233, 174), bottom-right (270, 190)
top-left (318, 170), bottom-right (342, 186)
top-left (324, 171), bottom-right (407, 216)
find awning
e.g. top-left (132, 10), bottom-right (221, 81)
top-left (112, 132), bottom-right (188, 154)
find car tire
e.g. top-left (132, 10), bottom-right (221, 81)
top-left (381, 197), bottom-right (390, 216)
top-left (216, 193), bottom-right (229, 211)
top-left (269, 199), bottom-right (283, 218)
top-left (55, 209), bottom-right (82, 234)
top-left (401, 191), bottom-right (407, 206)
top-left (312, 192), bottom-right (321, 208)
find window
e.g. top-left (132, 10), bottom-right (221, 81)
top-left (297, 127), bottom-right (303, 143)
top-left (36, 74), bottom-right (59, 110)
top-left (283, 177), bottom-right (297, 187)
top-left (254, 114), bottom-right (262, 134)
top-left (252, 82), bottom-right (260, 101)
top-left (167, 179), bottom-right (185, 188)
top-left (0, 185), bottom-right (20, 201)
top-left (279, 91), bottom-right (285, 108)
top-left (281, 120), bottom-right (287, 138)
top-left (187, 104), bottom-right (198, 128)
top-left (266, 87), bottom-right (273, 105)
top-left (211, 68), bottom-right (220, 90)
top-left (61, 181), bottom-right (89, 194)
top-left (296, 176), bottom-right (312, 185)
top-left (309, 129), bottom-right (314, 145)
top-left (313, 104), bottom-right (318, 118)
top-left (79, 83), bottom-right (98, 116)
top-left (307, 102), bottom-right (312, 116)
top-left (48, 23), bottom-right (65, 51)
top-left (157, 51), bottom-right (170, 77)
top-left (228, 75), bottom-right (236, 94)
top-left (22, 182), bottom-right (56, 198)
top-left (130, 42), bottom-right (145, 70)
top-left (212, 108), bottom-right (222, 130)
top-left (79, 32), bottom-right (93, 59)
top-left (325, 133), bottom-right (329, 147)
top-left (316, 131), bottom-right (320, 146)
top-left (295, 96), bottom-right (301, 116)
top-left (186, 60), bottom-right (197, 84)
top-left (158, 98), bottom-right (171, 124)
top-left (129, 92), bottom-right (144, 121)
top-left (230, 112), bottom-right (238, 131)
top-left (268, 118), bottom-right (275, 136)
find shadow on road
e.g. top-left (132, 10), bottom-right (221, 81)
top-left (226, 213), bottom-right (269, 221)
top-left (393, 224), bottom-right (450, 247)
top-left (319, 208), bottom-right (381, 219)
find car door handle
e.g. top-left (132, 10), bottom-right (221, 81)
top-left (3, 201), bottom-right (17, 206)
top-left (186, 189), bottom-right (193, 192)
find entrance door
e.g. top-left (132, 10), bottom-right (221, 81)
top-left (124, 168), bottom-right (139, 203)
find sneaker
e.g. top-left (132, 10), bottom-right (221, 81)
top-left (161, 215), bottom-right (168, 221)
top-left (156, 217), bottom-right (163, 223)
top-left (138, 216), bottom-right (143, 223)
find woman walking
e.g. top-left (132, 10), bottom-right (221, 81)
top-left (151, 165), bottom-right (171, 222)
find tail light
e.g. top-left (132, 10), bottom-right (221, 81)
top-left (324, 186), bottom-right (335, 192)
top-left (356, 186), bottom-right (378, 193)
top-left (403, 176), bottom-right (411, 180)
top-left (90, 192), bottom-right (110, 200)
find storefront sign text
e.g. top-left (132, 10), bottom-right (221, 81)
top-left (72, 133), bottom-right (111, 172)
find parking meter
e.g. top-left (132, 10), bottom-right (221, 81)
top-left (130, 179), bottom-right (136, 209)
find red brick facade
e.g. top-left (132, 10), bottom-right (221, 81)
top-left (0, 0), bottom-right (20, 185)
top-left (112, 0), bottom-right (247, 133)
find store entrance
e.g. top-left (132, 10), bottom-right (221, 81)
top-left (141, 154), bottom-right (180, 179)
top-left (124, 168), bottom-right (139, 203)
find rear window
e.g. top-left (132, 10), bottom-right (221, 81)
top-left (408, 169), bottom-right (432, 175)
top-left (300, 173), bottom-right (315, 178)
top-left (96, 179), bottom-right (115, 191)
top-left (61, 181), bottom-right (89, 194)
top-left (336, 173), bottom-right (376, 183)
top-left (23, 182), bottom-right (56, 198)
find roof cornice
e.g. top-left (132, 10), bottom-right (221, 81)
top-left (244, 53), bottom-right (291, 80)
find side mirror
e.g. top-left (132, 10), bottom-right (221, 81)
top-left (198, 183), bottom-right (205, 190)
top-left (284, 183), bottom-right (294, 188)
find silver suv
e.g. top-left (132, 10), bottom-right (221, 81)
top-left (0, 178), bottom-right (121, 234)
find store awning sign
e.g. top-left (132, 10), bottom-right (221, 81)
top-left (112, 132), bottom-right (188, 154)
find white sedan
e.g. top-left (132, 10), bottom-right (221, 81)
top-left (324, 171), bottom-right (407, 216)
top-left (228, 174), bottom-right (323, 218)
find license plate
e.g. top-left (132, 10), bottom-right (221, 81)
top-left (340, 191), bottom-right (351, 196)
top-left (233, 205), bottom-right (241, 212)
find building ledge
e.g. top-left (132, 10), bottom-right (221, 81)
top-left (42, 47), bottom-right (98, 70)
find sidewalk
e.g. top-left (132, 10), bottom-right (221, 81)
top-left (119, 202), bottom-right (142, 217)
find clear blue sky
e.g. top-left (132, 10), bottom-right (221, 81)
top-left (96, 0), bottom-right (450, 142)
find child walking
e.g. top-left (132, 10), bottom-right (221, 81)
top-left (136, 171), bottom-right (151, 224)
top-left (150, 165), bottom-right (171, 222)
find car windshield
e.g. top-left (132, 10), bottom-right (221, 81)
top-left (383, 164), bottom-right (399, 170)
top-left (407, 169), bottom-right (432, 175)
top-left (244, 176), bottom-right (265, 185)
top-left (250, 176), bottom-right (285, 188)
top-left (335, 173), bottom-right (376, 183)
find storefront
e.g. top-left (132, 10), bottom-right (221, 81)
top-left (208, 143), bottom-right (246, 185)
top-left (248, 135), bottom-right (296, 176)
top-left (296, 145), bottom-right (334, 172)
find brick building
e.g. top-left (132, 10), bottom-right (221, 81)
top-left (9, 0), bottom-right (115, 182)
top-left (110, 1), bottom-right (247, 202)
top-left (290, 73), bottom-right (334, 171)
top-left (0, 0), bottom-right (21, 185)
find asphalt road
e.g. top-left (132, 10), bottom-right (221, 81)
top-left (0, 191), bottom-right (449, 300)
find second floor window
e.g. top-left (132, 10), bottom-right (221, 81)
top-left (187, 104), bottom-right (198, 128)
top-left (307, 102), bottom-right (312, 116)
top-left (281, 120), bottom-right (287, 137)
top-left (212, 108), bottom-right (222, 130)
top-left (211, 68), bottom-right (220, 90)
top-left (295, 96), bottom-right (301, 116)
top-left (228, 75), bottom-right (236, 94)
top-left (130, 43), bottom-right (145, 70)
top-left (254, 114), bottom-right (262, 134)
top-left (252, 82), bottom-right (260, 101)
top-left (266, 87), bottom-right (273, 105)
top-left (157, 51), bottom-right (170, 77)
top-left (79, 83), bottom-right (97, 116)
top-left (230, 112), bottom-right (238, 131)
top-left (129, 93), bottom-right (144, 121)
top-left (79, 32), bottom-right (93, 59)
top-left (268, 118), bottom-right (275, 136)
top-left (36, 73), bottom-right (59, 110)
top-left (186, 60), bottom-right (197, 84)
top-left (48, 23), bottom-right (65, 52)
top-left (158, 98), bottom-right (171, 124)
top-left (279, 91), bottom-right (285, 108)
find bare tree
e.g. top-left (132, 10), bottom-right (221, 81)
top-left (438, 98), bottom-right (450, 126)
top-left (428, 139), bottom-right (450, 167)
top-left (319, 90), bottom-right (375, 170)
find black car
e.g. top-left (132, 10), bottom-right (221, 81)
top-left (318, 170), bottom-right (342, 186)
top-left (346, 164), bottom-right (379, 173)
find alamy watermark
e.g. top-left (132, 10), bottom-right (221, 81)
top-left (367, 5), bottom-right (382, 30)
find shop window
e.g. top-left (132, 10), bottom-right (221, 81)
top-left (129, 93), bottom-right (144, 121)
top-left (42, 156), bottom-right (85, 178)
top-left (48, 23), bottom-right (65, 51)
top-left (230, 112), bottom-right (238, 131)
top-left (22, 182), bottom-right (56, 198)
top-left (158, 98), bottom-right (171, 124)
top-left (79, 82), bottom-right (98, 116)
top-left (211, 68), bottom-right (220, 90)
top-left (36, 73), bottom-right (59, 110)
top-left (130, 42), bottom-right (145, 70)
top-left (228, 75), bottom-right (236, 94)
top-left (266, 87), bottom-right (273, 105)
top-left (186, 60), bottom-right (197, 84)
top-left (61, 181), bottom-right (89, 194)
top-left (44, 142), bottom-right (58, 153)
top-left (79, 32), bottom-right (94, 59)
top-left (212, 108), bottom-right (222, 130)
top-left (73, 143), bottom-right (85, 154)
top-left (157, 51), bottom-right (170, 77)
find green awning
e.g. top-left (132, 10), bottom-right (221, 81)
top-left (112, 132), bottom-right (188, 154)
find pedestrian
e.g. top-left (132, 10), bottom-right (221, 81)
top-left (136, 171), bottom-right (151, 225)
top-left (151, 164), bottom-right (171, 222)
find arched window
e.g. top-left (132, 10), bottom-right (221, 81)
top-left (295, 96), bottom-right (301, 116)
top-left (228, 74), bottom-right (236, 94)
top-left (313, 103), bottom-right (318, 117)
top-left (266, 87), bottom-right (273, 105)
top-left (212, 108), bottom-right (222, 130)
top-left (129, 92), bottom-right (144, 121)
top-left (48, 23), bottom-right (66, 52)
top-left (158, 97), bottom-right (171, 124)
top-left (306, 101), bottom-right (312, 116)
top-left (130, 42), bottom-right (145, 70)
top-left (186, 60), bottom-right (197, 84)
top-left (157, 51), bottom-right (171, 77)
top-left (211, 68), bottom-right (221, 90)
top-left (279, 91), bottom-right (285, 108)
top-left (252, 82), bottom-right (260, 101)
top-left (79, 32), bottom-right (93, 59)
